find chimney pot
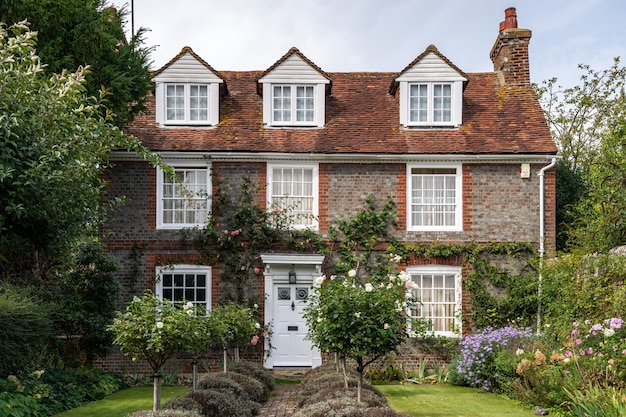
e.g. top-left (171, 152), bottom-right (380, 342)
top-left (500, 7), bottom-right (518, 31)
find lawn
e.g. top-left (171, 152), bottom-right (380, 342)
top-left (53, 383), bottom-right (534, 417)
top-left (377, 384), bottom-right (533, 417)
top-left (52, 386), bottom-right (190, 417)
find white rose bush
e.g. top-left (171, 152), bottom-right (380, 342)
top-left (303, 255), bottom-right (426, 402)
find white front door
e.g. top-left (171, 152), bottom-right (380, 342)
top-left (272, 284), bottom-right (312, 366)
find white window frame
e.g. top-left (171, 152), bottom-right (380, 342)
top-left (406, 164), bottom-right (462, 232)
top-left (270, 84), bottom-right (316, 126)
top-left (406, 266), bottom-right (462, 337)
top-left (267, 163), bottom-right (319, 230)
top-left (399, 80), bottom-right (463, 128)
top-left (261, 82), bottom-right (326, 128)
top-left (156, 164), bottom-right (211, 229)
top-left (155, 82), bottom-right (220, 126)
top-left (156, 265), bottom-right (211, 312)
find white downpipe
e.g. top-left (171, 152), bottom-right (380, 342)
top-left (537, 157), bottom-right (557, 333)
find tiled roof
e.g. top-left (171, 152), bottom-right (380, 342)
top-left (126, 70), bottom-right (556, 155)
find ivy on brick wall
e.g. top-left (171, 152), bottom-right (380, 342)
top-left (390, 240), bottom-right (539, 330)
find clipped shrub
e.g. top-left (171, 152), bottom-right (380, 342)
top-left (221, 371), bottom-right (268, 403)
top-left (185, 389), bottom-right (257, 417)
top-left (0, 286), bottom-right (52, 377)
top-left (300, 387), bottom-right (387, 409)
top-left (228, 360), bottom-right (275, 392)
top-left (299, 373), bottom-right (368, 403)
top-left (197, 374), bottom-right (243, 397)
top-left (163, 396), bottom-right (203, 415)
top-left (126, 410), bottom-right (202, 417)
top-left (293, 397), bottom-right (369, 417)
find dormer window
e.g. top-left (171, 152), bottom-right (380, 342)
top-left (409, 83), bottom-right (452, 125)
top-left (258, 47), bottom-right (331, 128)
top-left (272, 84), bottom-right (315, 125)
top-left (393, 45), bottom-right (467, 129)
top-left (165, 83), bottom-right (210, 123)
top-left (152, 47), bottom-right (225, 127)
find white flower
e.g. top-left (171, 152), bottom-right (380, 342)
top-left (398, 271), bottom-right (408, 282)
top-left (253, 304), bottom-right (259, 309)
top-left (354, 312), bottom-right (361, 318)
top-left (405, 291), bottom-right (413, 299)
top-left (317, 317), bottom-right (324, 323)
top-left (364, 283), bottom-right (374, 292)
top-left (183, 301), bottom-right (194, 310)
top-left (515, 348), bottom-right (525, 356)
top-left (330, 275), bottom-right (337, 280)
top-left (186, 309), bottom-right (194, 316)
top-left (348, 269), bottom-right (357, 278)
top-left (255, 322), bottom-right (261, 329)
top-left (315, 275), bottom-right (326, 285)
top-left (384, 323), bottom-right (390, 330)
top-left (156, 321), bottom-right (164, 329)
top-left (604, 328), bottom-right (616, 337)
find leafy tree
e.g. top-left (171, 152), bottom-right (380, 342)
top-left (52, 241), bottom-right (121, 363)
top-left (206, 303), bottom-right (265, 372)
top-left (536, 58), bottom-right (626, 251)
top-left (0, 0), bottom-right (154, 126)
top-left (0, 22), bottom-right (157, 282)
top-left (567, 118), bottom-right (626, 251)
top-left (109, 293), bottom-right (200, 411)
top-left (536, 58), bottom-right (626, 171)
top-left (304, 266), bottom-right (421, 402)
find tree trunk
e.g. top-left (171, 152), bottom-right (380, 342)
top-left (192, 359), bottom-right (198, 392)
top-left (356, 357), bottom-right (364, 403)
top-left (153, 373), bottom-right (162, 411)
top-left (341, 356), bottom-right (348, 390)
top-left (223, 348), bottom-right (228, 372)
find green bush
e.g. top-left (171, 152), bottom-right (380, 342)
top-left (163, 396), bottom-right (203, 414)
top-left (228, 361), bottom-right (275, 392)
top-left (185, 389), bottom-right (257, 417)
top-left (296, 365), bottom-right (402, 417)
top-left (220, 371), bottom-right (268, 403)
top-left (0, 368), bottom-right (128, 416)
top-left (196, 374), bottom-right (243, 397)
top-left (126, 410), bottom-right (202, 417)
top-left (0, 286), bottom-right (52, 377)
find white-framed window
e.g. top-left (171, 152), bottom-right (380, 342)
top-left (267, 163), bottom-right (318, 229)
top-left (407, 164), bottom-right (462, 231)
top-left (406, 266), bottom-right (462, 337)
top-left (156, 165), bottom-right (210, 229)
top-left (271, 84), bottom-right (316, 126)
top-left (164, 83), bottom-right (209, 124)
top-left (156, 265), bottom-right (211, 311)
top-left (409, 83), bottom-right (452, 124)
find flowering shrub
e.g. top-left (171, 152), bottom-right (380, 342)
top-left (304, 257), bottom-right (424, 402)
top-left (451, 326), bottom-right (533, 391)
top-left (562, 317), bottom-right (626, 387)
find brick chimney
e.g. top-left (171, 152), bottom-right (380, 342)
top-left (490, 7), bottom-right (532, 86)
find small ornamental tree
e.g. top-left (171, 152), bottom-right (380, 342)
top-left (304, 263), bottom-right (421, 402)
top-left (207, 303), bottom-right (265, 372)
top-left (109, 293), bottom-right (200, 411)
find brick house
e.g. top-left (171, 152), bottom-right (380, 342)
top-left (103, 7), bottom-right (557, 371)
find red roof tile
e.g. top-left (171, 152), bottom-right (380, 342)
top-left (126, 71), bottom-right (556, 155)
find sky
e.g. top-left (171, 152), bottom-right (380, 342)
top-left (121, 0), bottom-right (626, 88)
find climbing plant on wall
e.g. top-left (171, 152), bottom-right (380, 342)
top-left (182, 176), bottom-right (327, 306)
